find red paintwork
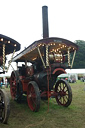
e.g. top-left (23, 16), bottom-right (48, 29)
top-left (52, 68), bottom-right (66, 76)
top-left (41, 90), bottom-right (57, 98)
top-left (19, 75), bottom-right (30, 92)
top-left (0, 56), bottom-right (3, 66)
top-left (21, 79), bottom-right (30, 92)
top-left (27, 84), bottom-right (36, 111)
top-left (10, 72), bottom-right (17, 100)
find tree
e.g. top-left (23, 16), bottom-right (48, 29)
top-left (73, 40), bottom-right (85, 69)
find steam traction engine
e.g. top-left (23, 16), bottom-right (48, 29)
top-left (10, 37), bottom-right (78, 112)
top-left (10, 6), bottom-right (78, 112)
top-left (0, 34), bottom-right (20, 123)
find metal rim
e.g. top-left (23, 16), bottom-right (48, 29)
top-left (10, 71), bottom-right (17, 100)
top-left (27, 81), bottom-right (40, 112)
top-left (0, 89), bottom-right (10, 123)
top-left (55, 79), bottom-right (72, 107)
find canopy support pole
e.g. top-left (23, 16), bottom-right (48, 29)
top-left (3, 44), bottom-right (5, 72)
top-left (68, 48), bottom-right (71, 67)
top-left (7, 49), bottom-right (16, 72)
top-left (71, 50), bottom-right (76, 68)
top-left (37, 47), bottom-right (46, 68)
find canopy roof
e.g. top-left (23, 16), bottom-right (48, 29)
top-left (12, 37), bottom-right (78, 63)
top-left (0, 34), bottom-right (21, 56)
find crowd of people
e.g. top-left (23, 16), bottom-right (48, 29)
top-left (0, 78), bottom-right (9, 88)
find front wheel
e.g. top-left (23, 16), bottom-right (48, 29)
top-left (0, 89), bottom-right (10, 123)
top-left (55, 79), bottom-right (72, 107)
top-left (27, 81), bottom-right (41, 112)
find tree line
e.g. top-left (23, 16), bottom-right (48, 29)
top-left (72, 40), bottom-right (85, 69)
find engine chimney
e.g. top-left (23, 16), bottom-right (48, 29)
top-left (42, 6), bottom-right (49, 38)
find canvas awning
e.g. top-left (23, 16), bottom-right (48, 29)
top-left (12, 37), bottom-right (78, 63)
top-left (0, 34), bottom-right (21, 56)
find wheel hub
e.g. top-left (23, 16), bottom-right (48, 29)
top-left (28, 94), bottom-right (32, 98)
top-left (59, 90), bottom-right (66, 96)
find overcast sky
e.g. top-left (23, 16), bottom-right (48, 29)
top-left (0, 0), bottom-right (85, 51)
top-left (1, 0), bottom-right (85, 74)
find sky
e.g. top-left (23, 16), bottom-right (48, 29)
top-left (0, 0), bottom-right (85, 75)
top-left (0, 0), bottom-right (85, 51)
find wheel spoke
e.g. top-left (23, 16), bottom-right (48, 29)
top-left (63, 96), bottom-right (67, 104)
top-left (55, 79), bottom-right (72, 107)
top-left (57, 95), bottom-right (61, 100)
top-left (27, 82), bottom-right (40, 112)
top-left (59, 83), bottom-right (62, 91)
top-left (31, 97), bottom-right (36, 106)
top-left (31, 93), bottom-right (36, 98)
top-left (10, 71), bottom-right (17, 99)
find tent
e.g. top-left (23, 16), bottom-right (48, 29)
top-left (66, 69), bottom-right (85, 80)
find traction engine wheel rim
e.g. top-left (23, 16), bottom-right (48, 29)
top-left (0, 89), bottom-right (10, 123)
top-left (55, 79), bottom-right (72, 107)
top-left (27, 81), bottom-right (40, 112)
top-left (10, 71), bottom-right (17, 100)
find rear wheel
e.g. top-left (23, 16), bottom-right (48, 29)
top-left (10, 71), bottom-right (22, 102)
top-left (0, 89), bottom-right (10, 123)
top-left (27, 81), bottom-right (40, 112)
top-left (10, 71), bottom-right (17, 100)
top-left (55, 79), bottom-right (72, 107)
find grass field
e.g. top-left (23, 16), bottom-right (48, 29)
top-left (0, 80), bottom-right (85, 128)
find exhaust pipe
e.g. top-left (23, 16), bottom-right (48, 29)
top-left (42, 6), bottom-right (49, 38)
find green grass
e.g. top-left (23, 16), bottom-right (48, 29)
top-left (0, 80), bottom-right (85, 128)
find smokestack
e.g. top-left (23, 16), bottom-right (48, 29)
top-left (42, 6), bottom-right (49, 38)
